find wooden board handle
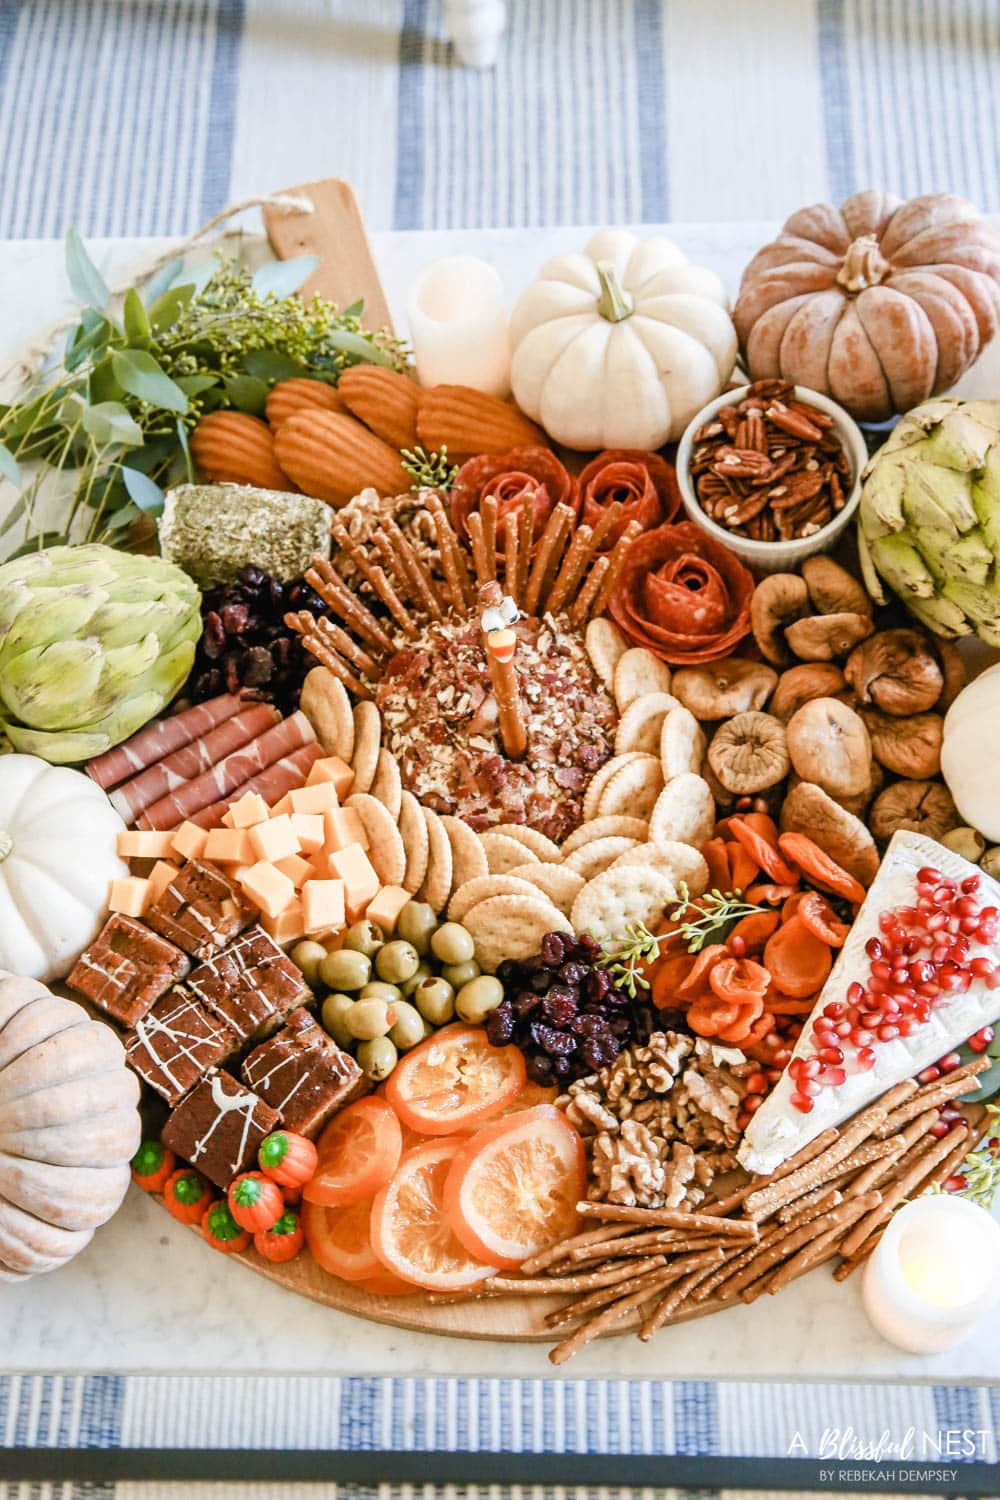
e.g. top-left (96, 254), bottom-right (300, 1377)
top-left (263, 178), bottom-right (395, 336)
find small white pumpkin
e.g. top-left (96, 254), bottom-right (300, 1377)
top-left (509, 229), bottom-right (738, 451)
top-left (0, 971), bottom-right (140, 1280)
top-left (0, 755), bottom-right (127, 983)
top-left (941, 664), bottom-right (1000, 840)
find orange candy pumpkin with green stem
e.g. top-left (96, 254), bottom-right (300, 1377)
top-left (254, 1207), bottom-right (305, 1264)
top-left (228, 1171), bottom-right (285, 1234)
top-left (258, 1130), bottom-right (318, 1191)
top-left (130, 1140), bottom-right (176, 1194)
top-left (163, 1168), bottom-right (213, 1227)
top-left (202, 1200), bottom-right (250, 1255)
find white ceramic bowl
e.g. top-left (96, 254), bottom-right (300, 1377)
top-left (674, 384), bottom-right (868, 574)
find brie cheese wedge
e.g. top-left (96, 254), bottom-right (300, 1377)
top-left (738, 831), bottom-right (1000, 1176)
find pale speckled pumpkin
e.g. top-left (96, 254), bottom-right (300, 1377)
top-left (0, 972), bottom-right (140, 1281)
top-left (734, 191), bottom-right (1000, 422)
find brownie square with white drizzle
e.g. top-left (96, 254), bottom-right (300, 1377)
top-left (67, 913), bottom-right (190, 1028)
top-left (146, 859), bottom-right (250, 961)
top-left (241, 1007), bottom-right (364, 1138)
top-left (124, 987), bottom-right (238, 1105)
top-left (161, 1070), bottom-right (280, 1190)
top-left (186, 924), bottom-right (310, 1042)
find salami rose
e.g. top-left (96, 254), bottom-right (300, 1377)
top-left (608, 521), bottom-right (754, 665)
top-left (578, 450), bottom-right (680, 549)
top-left (450, 447), bottom-right (577, 555)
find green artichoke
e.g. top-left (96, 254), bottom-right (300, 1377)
top-left (0, 544), bottom-right (201, 763)
top-left (858, 398), bottom-right (1000, 646)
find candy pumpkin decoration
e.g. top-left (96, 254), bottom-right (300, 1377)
top-left (734, 192), bottom-right (1000, 422)
top-left (0, 972), bottom-right (141, 1280)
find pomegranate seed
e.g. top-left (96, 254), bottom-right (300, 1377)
top-left (861, 1011), bottom-right (882, 1029)
top-left (835, 1020), bottom-right (853, 1038)
top-left (743, 1094), bottom-right (763, 1116)
top-left (944, 1175), bottom-right (967, 1193)
top-left (939, 1051), bottom-right (962, 1073)
top-left (877, 1023), bottom-right (900, 1042)
top-left (897, 1017), bottom-right (916, 1037)
top-left (801, 1057), bottom-right (821, 1078)
top-left (865, 937), bottom-right (884, 960)
top-left (970, 956), bottom-right (993, 977)
top-left (977, 924), bottom-right (1000, 946)
top-left (788, 1057), bottom-right (804, 1079)
top-left (856, 1047), bottom-right (876, 1071)
top-left (988, 968), bottom-right (1000, 990)
top-left (926, 911), bottom-right (948, 932)
top-left (968, 1026), bottom-right (995, 1053)
top-left (791, 1091), bottom-right (815, 1114)
top-left (821, 1066), bottom-right (847, 1086)
top-left (918, 1065), bottom-right (941, 1084)
top-left (960, 915), bottom-right (981, 934)
top-left (980, 906), bottom-right (998, 923)
top-left (933, 882), bottom-right (955, 902)
top-left (960, 874), bottom-right (981, 894)
top-left (824, 1001), bottom-right (848, 1020)
top-left (847, 981), bottom-right (865, 1005)
top-left (745, 1071), bottom-right (768, 1094)
top-left (930, 1119), bottom-right (952, 1139)
top-left (801, 1078), bottom-right (822, 1097)
top-left (918, 866), bottom-right (942, 885)
top-left (729, 934), bottom-right (747, 957)
top-left (852, 1028), bottom-right (874, 1047)
top-left (818, 1046), bottom-right (844, 1065)
top-left (955, 896), bottom-right (978, 917)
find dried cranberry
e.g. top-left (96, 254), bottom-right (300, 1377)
top-left (526, 1053), bottom-right (555, 1084)
top-left (497, 960), bottom-right (524, 987)
top-left (541, 932), bottom-right (569, 966)
top-left (582, 968), bottom-right (613, 1003)
top-left (220, 602), bottom-right (249, 635)
top-left (541, 994), bottom-right (578, 1028)
top-left (573, 935), bottom-right (603, 961)
top-left (530, 1023), bottom-right (576, 1057)
top-left (559, 962), bottom-right (588, 986)
top-left (486, 1007), bottom-right (515, 1046)
top-left (512, 990), bottom-right (541, 1020)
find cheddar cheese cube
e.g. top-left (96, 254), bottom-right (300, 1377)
top-left (227, 791), bottom-right (270, 829)
top-left (117, 831), bottom-right (177, 860)
top-left (108, 876), bottom-right (150, 918)
top-left (302, 879), bottom-right (346, 935)
top-left (275, 853), bottom-right (314, 890)
top-left (171, 821), bottom-right (209, 862)
top-left (269, 793), bottom-right (294, 817)
top-left (291, 813), bottom-right (325, 855)
top-left (260, 900), bottom-right (307, 945)
top-left (203, 828), bottom-right (255, 865)
top-left (323, 806), bottom-right (368, 853)
top-left (326, 844), bottom-right (379, 921)
top-left (365, 885), bottom-right (413, 937)
top-left (147, 860), bottom-right (181, 906)
top-left (239, 861), bottom-right (296, 920)
top-left (306, 756), bottom-right (354, 799)
top-left (249, 814), bottom-right (301, 864)
top-left (289, 782), bottom-right (340, 816)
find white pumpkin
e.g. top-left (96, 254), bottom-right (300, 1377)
top-left (509, 229), bottom-right (738, 451)
top-left (941, 665), bottom-right (1000, 840)
top-left (0, 755), bottom-right (127, 983)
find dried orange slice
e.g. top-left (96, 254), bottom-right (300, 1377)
top-left (303, 1096), bottom-right (402, 1206)
top-left (370, 1140), bottom-right (496, 1291)
top-left (443, 1105), bottom-right (585, 1269)
top-left (301, 1196), bottom-right (382, 1282)
top-left (383, 1024), bottom-right (525, 1135)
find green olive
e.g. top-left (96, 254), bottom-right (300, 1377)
top-left (360, 980), bottom-right (404, 1005)
top-left (389, 1000), bottom-right (427, 1051)
top-left (396, 900), bottom-right (439, 955)
top-left (321, 992), bottom-right (356, 1050)
top-left (413, 976), bottom-right (455, 1026)
top-left (357, 1036), bottom-right (398, 1082)
top-left (290, 939), bottom-right (327, 989)
top-left (319, 948), bottom-right (372, 993)
top-left (375, 939), bottom-right (421, 985)
top-left (455, 975), bottom-right (505, 1024)
top-left (342, 920), bottom-right (385, 957)
top-left (401, 960), bottom-right (433, 998)
top-left (346, 998), bottom-right (397, 1042)
top-left (441, 959), bottom-right (481, 990)
top-left (430, 922), bottom-right (475, 966)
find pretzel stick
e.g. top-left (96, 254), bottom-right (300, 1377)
top-left (755, 1195), bottom-right (881, 1300)
top-left (548, 1270), bottom-right (683, 1365)
top-left (304, 562), bottom-right (395, 653)
top-left (545, 525), bottom-right (595, 616)
top-left (568, 1232), bottom-right (727, 1264)
top-left (702, 1130), bottom-right (841, 1219)
top-left (485, 1256), bottom-right (667, 1297)
top-left (878, 1063), bottom-right (987, 1134)
top-left (520, 1222), bottom-right (634, 1274)
top-left (328, 524), bottom-right (417, 639)
top-left (467, 512), bottom-right (491, 589)
top-left (479, 581), bottom-right (527, 760)
top-left (587, 500), bottom-right (624, 553)
top-left (503, 509), bottom-right (521, 605)
top-left (515, 492), bottom-right (535, 604)
top-left (591, 520), bottom-right (642, 618)
top-left (288, 616), bottom-right (374, 700)
top-left (480, 494), bottom-right (498, 582)
top-left (638, 1248), bottom-right (727, 1340)
top-left (838, 1129), bottom-right (967, 1260)
top-left (383, 518), bottom-right (445, 620)
top-left (576, 1202), bottom-right (758, 1237)
top-left (371, 531), bottom-right (417, 605)
top-left (568, 555), bottom-right (611, 626)
top-left (694, 1192), bottom-right (843, 1305)
top-left (524, 503), bottom-right (573, 614)
top-left (733, 1193), bottom-right (882, 1304)
top-left (546, 1250), bottom-right (714, 1329)
top-left (313, 616), bottom-right (379, 677)
top-left (424, 494), bottom-right (474, 611)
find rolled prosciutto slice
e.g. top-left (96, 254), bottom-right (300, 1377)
top-left (86, 695), bottom-right (243, 790)
top-left (137, 712), bottom-right (316, 830)
top-left (190, 743), bottom-right (324, 829)
top-left (108, 704), bottom-right (281, 824)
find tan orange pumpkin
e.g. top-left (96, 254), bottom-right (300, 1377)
top-left (734, 191), bottom-right (1000, 422)
top-left (0, 973), bottom-right (141, 1280)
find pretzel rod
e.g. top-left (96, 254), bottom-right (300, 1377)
top-left (839, 1128), bottom-right (967, 1260)
top-left (289, 618), bottom-right (374, 700)
top-left (516, 492), bottom-right (535, 603)
top-left (590, 519), bottom-right (642, 619)
top-left (878, 1061), bottom-right (988, 1134)
top-left (547, 1248), bottom-right (719, 1331)
top-left (479, 581), bottom-right (527, 761)
top-left (754, 1195), bottom-right (880, 1300)
top-left (520, 1222), bottom-right (634, 1274)
top-left (467, 511), bottom-right (492, 589)
top-left (638, 1248), bottom-right (727, 1340)
top-left (545, 524), bottom-right (595, 616)
top-left (424, 493), bottom-right (475, 610)
top-left (313, 615), bottom-right (380, 676)
top-left (733, 1193), bottom-right (882, 1305)
top-left (486, 1256), bottom-right (668, 1298)
top-left (524, 503), bottom-right (573, 614)
top-left (548, 1269), bottom-right (684, 1364)
top-left (778, 1178), bottom-right (855, 1223)
top-left (369, 563), bottom-right (418, 637)
top-left (577, 1201), bottom-right (758, 1237)
top-left (304, 562), bottom-right (395, 653)
top-left (480, 493), bottom-right (498, 582)
top-left (568, 1232), bottom-right (727, 1264)
top-left (370, 531), bottom-right (416, 604)
top-left (503, 509), bottom-right (521, 605)
top-left (569, 555), bottom-right (611, 626)
top-left (702, 1130), bottom-right (840, 1221)
top-left (694, 1191), bottom-right (843, 1305)
top-left (587, 500), bottom-right (624, 553)
top-left (383, 517), bottom-right (445, 620)
top-left (329, 523), bottom-right (384, 591)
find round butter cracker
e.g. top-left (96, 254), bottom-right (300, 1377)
top-left (349, 700), bottom-right (381, 795)
top-left (347, 792), bottom-right (406, 887)
top-left (570, 863), bottom-right (678, 942)
top-left (585, 617), bottom-right (628, 692)
top-left (509, 862), bottom-right (585, 918)
top-left (597, 754), bottom-right (663, 821)
top-left (564, 835), bottom-right (641, 882)
top-left (649, 773), bottom-right (716, 850)
top-left (417, 806), bottom-right (454, 914)
top-left (398, 790), bottom-right (429, 895)
top-left (613, 648), bottom-right (673, 711)
top-left (300, 667), bottom-right (354, 760)
top-left (463, 894), bottom-right (571, 973)
top-left (369, 748), bottom-right (402, 820)
top-left (448, 873), bottom-right (540, 923)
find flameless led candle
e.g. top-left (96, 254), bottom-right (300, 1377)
top-left (407, 255), bottom-right (511, 397)
top-left (861, 1194), bottom-right (1000, 1353)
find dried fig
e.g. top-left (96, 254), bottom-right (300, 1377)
top-left (860, 708), bottom-right (943, 779)
top-left (779, 780), bottom-right (880, 887)
top-left (834, 757), bottom-right (884, 819)
top-left (981, 846), bottom-right (1000, 881)
top-left (844, 629), bottom-right (943, 716)
top-left (941, 826), bottom-right (986, 863)
top-left (935, 638), bottom-right (969, 711)
top-left (707, 711), bottom-right (790, 793)
top-left (786, 697), bottom-right (872, 798)
top-left (770, 663), bottom-right (846, 721)
top-left (671, 658), bottom-right (778, 720)
top-left (801, 555), bottom-right (872, 617)
top-left (784, 612), bottom-right (874, 662)
top-left (750, 574), bottom-right (809, 666)
top-left (869, 780), bottom-right (959, 843)
top-left (701, 758), bottom-right (738, 810)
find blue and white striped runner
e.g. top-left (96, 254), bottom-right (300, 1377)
top-left (0, 0), bottom-right (998, 238)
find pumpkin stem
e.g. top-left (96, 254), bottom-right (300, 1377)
top-left (836, 234), bottom-right (891, 294)
top-left (0, 831), bottom-right (11, 862)
top-left (595, 260), bottom-right (634, 323)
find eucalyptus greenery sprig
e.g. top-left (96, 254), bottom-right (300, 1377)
top-left (596, 884), bottom-right (770, 998)
top-left (0, 231), bottom-right (409, 560)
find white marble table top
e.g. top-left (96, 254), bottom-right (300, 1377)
top-left (0, 225), bottom-right (997, 1383)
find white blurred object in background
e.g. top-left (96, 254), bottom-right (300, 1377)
top-left (445, 0), bottom-right (506, 67)
top-left (407, 254), bottom-right (511, 395)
